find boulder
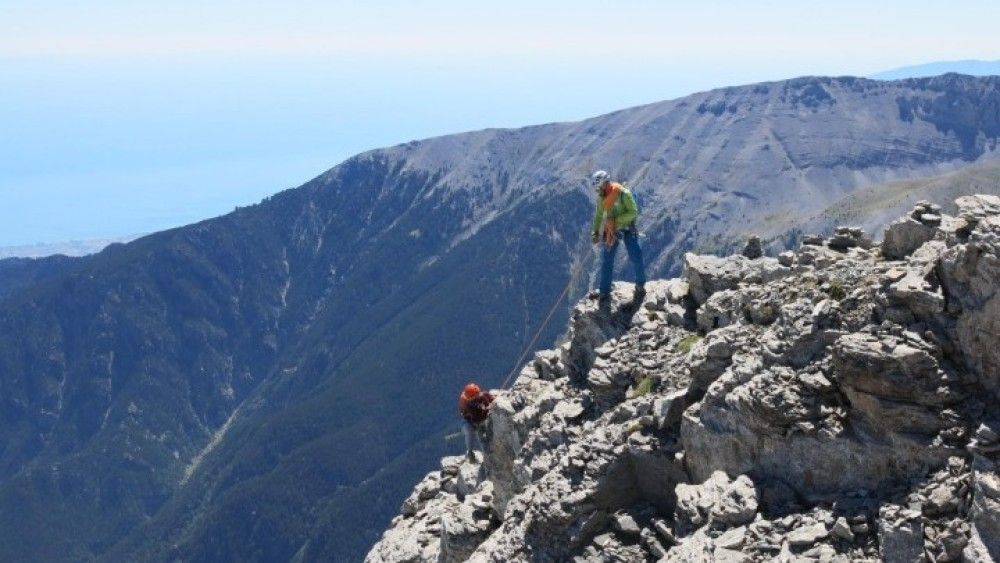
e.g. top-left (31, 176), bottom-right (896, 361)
top-left (787, 522), bottom-right (828, 547)
top-left (665, 278), bottom-right (691, 304)
top-left (533, 349), bottom-right (565, 380)
top-left (714, 525), bottom-right (746, 549)
top-left (965, 465), bottom-right (1000, 562)
top-left (831, 517), bottom-right (854, 541)
top-left (674, 471), bottom-right (758, 534)
top-left (883, 216), bottom-right (939, 260)
top-left (684, 253), bottom-right (749, 305)
top-left (456, 459), bottom-right (483, 498)
top-left (611, 513), bottom-right (641, 538)
top-left (641, 528), bottom-right (668, 558)
top-left (652, 390), bottom-right (687, 430)
top-left (832, 333), bottom-right (954, 407)
top-left (696, 289), bottom-right (741, 332)
top-left (878, 504), bottom-right (924, 563)
top-left (684, 253), bottom-right (790, 305)
top-left (802, 234), bottom-right (825, 246)
top-left (743, 235), bottom-right (763, 259)
top-left (827, 226), bottom-right (873, 251)
top-left (955, 194), bottom-right (1000, 227)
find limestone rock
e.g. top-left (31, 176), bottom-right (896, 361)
top-left (883, 213), bottom-right (939, 260)
top-left (827, 226), bottom-right (873, 251)
top-left (878, 504), bottom-right (924, 563)
top-left (787, 522), bottom-right (828, 547)
top-left (937, 197), bottom-right (1000, 399)
top-left (611, 513), bottom-right (640, 537)
top-left (675, 471), bottom-right (758, 533)
top-left (683, 253), bottom-right (789, 305)
top-left (439, 498), bottom-right (495, 563)
top-left (368, 197), bottom-right (1000, 563)
top-left (831, 517), bottom-right (854, 541)
top-left (652, 390), bottom-right (687, 430)
top-left (965, 465), bottom-right (1000, 562)
top-left (714, 525), bottom-right (746, 549)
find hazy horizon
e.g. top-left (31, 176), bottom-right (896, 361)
top-left (3, 0), bottom-right (1000, 250)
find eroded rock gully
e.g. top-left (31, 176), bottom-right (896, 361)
top-left (367, 195), bottom-right (1000, 563)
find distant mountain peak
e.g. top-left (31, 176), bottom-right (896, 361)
top-left (872, 59), bottom-right (1000, 80)
top-left (0, 235), bottom-right (141, 259)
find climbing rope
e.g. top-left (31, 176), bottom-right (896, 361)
top-left (499, 233), bottom-right (595, 390)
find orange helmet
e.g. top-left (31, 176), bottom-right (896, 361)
top-left (463, 383), bottom-right (481, 398)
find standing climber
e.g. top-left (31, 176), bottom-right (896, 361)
top-left (458, 383), bottom-right (494, 462)
top-left (590, 170), bottom-right (646, 302)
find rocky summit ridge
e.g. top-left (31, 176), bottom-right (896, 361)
top-left (367, 194), bottom-right (1000, 563)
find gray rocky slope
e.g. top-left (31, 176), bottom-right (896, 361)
top-left (353, 74), bottom-right (1000, 273)
top-left (368, 194), bottom-right (1000, 563)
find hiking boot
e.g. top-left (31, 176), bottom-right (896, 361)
top-left (466, 451), bottom-right (477, 463)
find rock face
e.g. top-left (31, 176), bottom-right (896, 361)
top-left (939, 195), bottom-right (1000, 401)
top-left (369, 197), bottom-right (1000, 562)
top-left (882, 200), bottom-right (947, 259)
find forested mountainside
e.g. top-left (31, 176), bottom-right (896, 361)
top-left (0, 254), bottom-right (81, 300)
top-left (1, 74), bottom-right (1000, 562)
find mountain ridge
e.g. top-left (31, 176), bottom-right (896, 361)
top-left (1, 74), bottom-right (1000, 561)
top-left (369, 194), bottom-right (1000, 562)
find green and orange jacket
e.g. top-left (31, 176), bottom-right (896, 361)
top-left (591, 182), bottom-right (639, 240)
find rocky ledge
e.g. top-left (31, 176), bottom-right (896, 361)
top-left (367, 195), bottom-right (1000, 563)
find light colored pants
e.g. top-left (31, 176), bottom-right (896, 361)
top-left (463, 421), bottom-right (484, 455)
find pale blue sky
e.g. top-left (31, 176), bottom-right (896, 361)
top-left (2, 1), bottom-right (1000, 248)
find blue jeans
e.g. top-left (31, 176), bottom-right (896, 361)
top-left (463, 421), bottom-right (483, 455)
top-left (600, 227), bottom-right (646, 295)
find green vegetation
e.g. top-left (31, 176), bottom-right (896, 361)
top-left (757, 303), bottom-right (777, 321)
top-left (675, 334), bottom-right (703, 355)
top-left (827, 278), bottom-right (847, 300)
top-left (632, 376), bottom-right (654, 397)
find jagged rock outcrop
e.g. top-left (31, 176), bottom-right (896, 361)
top-left (882, 200), bottom-right (948, 260)
top-left (368, 196), bottom-right (1000, 562)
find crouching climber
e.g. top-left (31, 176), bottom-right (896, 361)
top-left (459, 383), bottom-right (494, 462)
